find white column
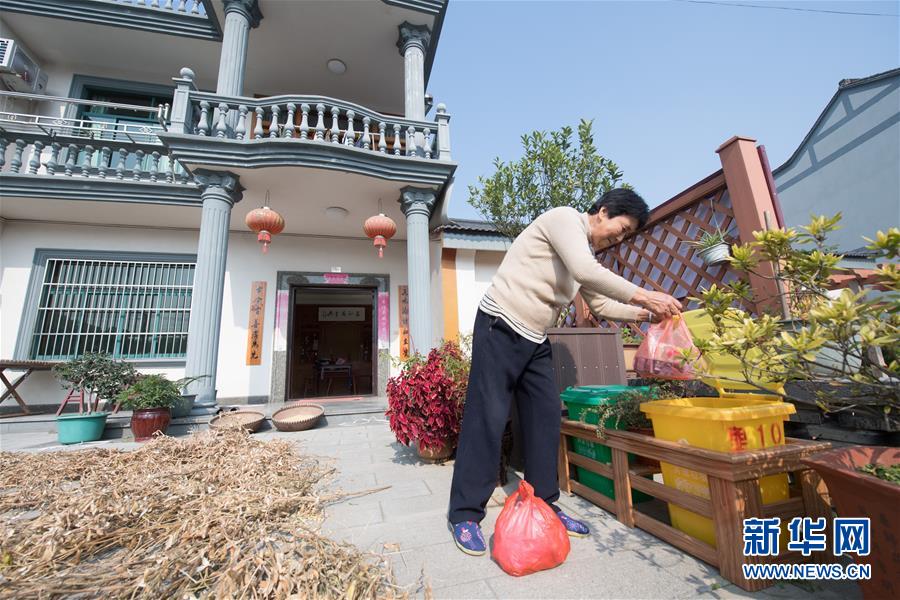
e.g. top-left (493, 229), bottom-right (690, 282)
top-left (400, 186), bottom-right (437, 354)
top-left (216, 0), bottom-right (263, 96)
top-left (396, 22), bottom-right (431, 121)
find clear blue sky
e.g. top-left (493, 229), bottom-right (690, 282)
top-left (427, 0), bottom-right (900, 219)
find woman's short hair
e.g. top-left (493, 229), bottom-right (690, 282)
top-left (588, 188), bottom-right (650, 229)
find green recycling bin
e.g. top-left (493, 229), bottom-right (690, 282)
top-left (562, 385), bottom-right (654, 503)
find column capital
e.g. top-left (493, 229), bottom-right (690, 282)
top-left (399, 186), bottom-right (437, 217)
top-left (397, 21), bottom-right (432, 56)
top-left (193, 169), bottom-right (244, 205)
top-left (223, 0), bottom-right (263, 28)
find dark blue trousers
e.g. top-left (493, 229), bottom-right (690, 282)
top-left (448, 309), bottom-right (561, 524)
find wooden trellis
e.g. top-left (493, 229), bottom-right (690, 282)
top-left (579, 172), bottom-right (742, 338)
top-left (572, 139), bottom-right (786, 338)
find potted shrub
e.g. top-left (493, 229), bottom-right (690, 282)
top-left (116, 374), bottom-right (199, 442)
top-left (580, 383), bottom-right (683, 468)
top-left (802, 446), bottom-right (899, 599)
top-left (618, 325), bottom-right (643, 373)
top-left (692, 215), bottom-right (899, 433)
top-left (385, 340), bottom-right (470, 461)
top-left (689, 229), bottom-right (731, 266)
top-left (52, 353), bottom-right (137, 445)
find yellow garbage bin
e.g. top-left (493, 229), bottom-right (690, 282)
top-left (640, 396), bottom-right (796, 549)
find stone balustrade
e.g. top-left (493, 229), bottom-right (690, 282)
top-left (187, 92), bottom-right (445, 160)
top-left (0, 91), bottom-right (190, 184)
top-left (111, 0), bottom-right (208, 16)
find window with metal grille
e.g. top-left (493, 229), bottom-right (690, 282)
top-left (30, 258), bottom-right (195, 360)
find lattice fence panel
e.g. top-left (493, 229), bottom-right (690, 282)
top-left (579, 182), bottom-right (744, 339)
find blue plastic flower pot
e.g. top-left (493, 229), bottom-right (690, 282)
top-left (57, 412), bottom-right (108, 445)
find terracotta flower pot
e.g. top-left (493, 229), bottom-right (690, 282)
top-left (802, 446), bottom-right (900, 600)
top-left (416, 439), bottom-right (454, 462)
top-left (131, 407), bottom-right (171, 442)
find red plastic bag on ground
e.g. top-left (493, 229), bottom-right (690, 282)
top-left (493, 481), bottom-right (570, 576)
top-left (634, 316), bottom-right (703, 380)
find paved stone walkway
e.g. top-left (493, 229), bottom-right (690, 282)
top-left (1, 411), bottom-right (863, 599)
top-left (292, 416), bottom-right (861, 600)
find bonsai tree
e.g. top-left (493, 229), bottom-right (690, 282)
top-left (116, 375), bottom-right (200, 411)
top-left (53, 353), bottom-right (138, 413)
top-left (385, 340), bottom-right (470, 452)
top-left (693, 214), bottom-right (899, 428)
top-left (468, 119), bottom-right (628, 241)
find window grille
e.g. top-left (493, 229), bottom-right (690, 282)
top-left (30, 258), bottom-right (195, 360)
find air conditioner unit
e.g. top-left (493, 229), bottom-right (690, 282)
top-left (0, 38), bottom-right (48, 94)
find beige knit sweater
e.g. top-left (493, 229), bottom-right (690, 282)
top-left (485, 207), bottom-right (644, 334)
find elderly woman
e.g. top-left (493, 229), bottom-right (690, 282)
top-left (448, 188), bottom-right (682, 556)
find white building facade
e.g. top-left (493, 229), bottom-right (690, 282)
top-left (0, 0), bottom-right (458, 411)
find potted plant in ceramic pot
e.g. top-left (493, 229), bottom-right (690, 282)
top-left (116, 374), bottom-right (200, 442)
top-left (386, 340), bottom-right (470, 461)
top-left (802, 446), bottom-right (899, 599)
top-left (52, 353), bottom-right (137, 444)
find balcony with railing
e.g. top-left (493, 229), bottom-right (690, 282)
top-left (0, 91), bottom-right (200, 204)
top-left (1, 74), bottom-right (455, 202)
top-left (158, 71), bottom-right (455, 186)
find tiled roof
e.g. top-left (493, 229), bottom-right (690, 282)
top-left (841, 246), bottom-right (881, 258)
top-left (838, 67), bottom-right (900, 90)
top-left (440, 218), bottom-right (503, 235)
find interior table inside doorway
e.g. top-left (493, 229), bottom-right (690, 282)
top-left (287, 286), bottom-right (376, 399)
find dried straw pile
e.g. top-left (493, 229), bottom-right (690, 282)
top-left (0, 429), bottom-right (405, 599)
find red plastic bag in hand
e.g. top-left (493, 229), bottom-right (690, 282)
top-left (634, 316), bottom-right (704, 380)
top-left (493, 481), bottom-right (570, 576)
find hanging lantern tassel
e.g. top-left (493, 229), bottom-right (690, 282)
top-left (245, 206), bottom-right (285, 254)
top-left (364, 213), bottom-right (397, 258)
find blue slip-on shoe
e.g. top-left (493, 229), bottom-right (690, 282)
top-left (557, 511), bottom-right (590, 538)
top-left (450, 520), bottom-right (487, 556)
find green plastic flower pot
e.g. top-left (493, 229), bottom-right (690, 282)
top-left (57, 412), bottom-right (108, 445)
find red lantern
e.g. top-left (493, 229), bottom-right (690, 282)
top-left (245, 206), bottom-right (285, 254)
top-left (364, 213), bottom-right (397, 258)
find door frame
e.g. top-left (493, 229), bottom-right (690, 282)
top-left (286, 283), bottom-right (378, 399)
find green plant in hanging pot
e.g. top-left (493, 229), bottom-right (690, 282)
top-left (689, 228), bottom-right (731, 266)
top-left (52, 353), bottom-right (137, 445)
top-left (116, 374), bottom-right (202, 442)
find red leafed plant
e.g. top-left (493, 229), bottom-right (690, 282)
top-left (385, 339), bottom-right (470, 451)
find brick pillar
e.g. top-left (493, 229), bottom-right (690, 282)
top-left (716, 136), bottom-right (783, 314)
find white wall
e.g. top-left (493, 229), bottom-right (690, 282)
top-left (0, 220), bottom-right (410, 406)
top-left (774, 75), bottom-right (900, 251)
top-left (218, 230), bottom-right (409, 403)
top-left (454, 249), bottom-right (505, 336)
top-left (0, 221), bottom-right (197, 405)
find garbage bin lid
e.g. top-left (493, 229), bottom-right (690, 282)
top-left (560, 384), bottom-right (650, 405)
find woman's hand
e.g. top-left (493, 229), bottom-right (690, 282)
top-left (631, 289), bottom-right (682, 321)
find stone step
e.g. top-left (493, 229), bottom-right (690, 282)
top-left (0, 399), bottom-right (388, 439)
